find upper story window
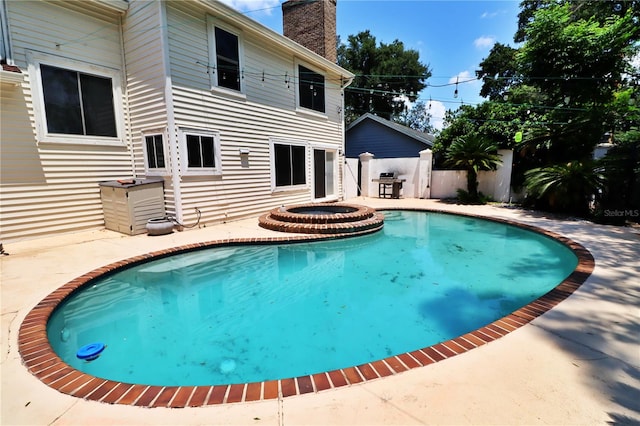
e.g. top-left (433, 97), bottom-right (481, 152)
top-left (179, 128), bottom-right (222, 176)
top-left (214, 27), bottom-right (240, 91)
top-left (28, 52), bottom-right (124, 146)
top-left (298, 65), bottom-right (325, 113)
top-left (40, 64), bottom-right (117, 137)
top-left (271, 140), bottom-right (307, 190)
top-left (207, 18), bottom-right (244, 94)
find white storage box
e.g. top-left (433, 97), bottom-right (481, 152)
top-left (99, 179), bottom-right (165, 235)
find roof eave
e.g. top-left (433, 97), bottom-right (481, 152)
top-left (92, 0), bottom-right (129, 13)
top-left (347, 113), bottom-right (434, 146)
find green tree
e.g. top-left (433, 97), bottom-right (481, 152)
top-left (337, 30), bottom-right (431, 123)
top-left (518, 3), bottom-right (638, 109)
top-left (392, 101), bottom-right (435, 133)
top-left (445, 136), bottom-right (502, 203)
top-left (434, 100), bottom-right (528, 168)
top-left (447, 0), bottom-right (639, 217)
top-left (476, 43), bottom-right (520, 101)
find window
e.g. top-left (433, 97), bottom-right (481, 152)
top-left (214, 27), bottom-right (240, 91)
top-left (180, 128), bottom-right (221, 175)
top-left (28, 52), bottom-right (123, 145)
top-left (273, 142), bottom-right (306, 188)
top-left (207, 18), bottom-right (244, 93)
top-left (298, 65), bottom-right (325, 113)
top-left (40, 64), bottom-right (117, 137)
top-left (143, 133), bottom-right (167, 175)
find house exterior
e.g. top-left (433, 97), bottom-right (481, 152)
top-left (0, 0), bottom-right (354, 243)
top-left (345, 113), bottom-right (434, 159)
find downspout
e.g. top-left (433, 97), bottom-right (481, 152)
top-left (119, 14), bottom-right (135, 178)
top-left (0, 0), bottom-right (14, 65)
top-left (159, 1), bottom-right (183, 223)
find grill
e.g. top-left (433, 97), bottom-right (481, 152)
top-left (372, 172), bottom-right (406, 199)
top-left (379, 172), bottom-right (397, 180)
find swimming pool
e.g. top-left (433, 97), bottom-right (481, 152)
top-left (19, 209), bottom-right (594, 407)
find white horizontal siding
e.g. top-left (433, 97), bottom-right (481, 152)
top-left (166, 2), bottom-right (210, 92)
top-left (0, 1), bottom-right (131, 243)
top-left (123, 0), bottom-right (172, 208)
top-left (166, 2), bottom-right (344, 120)
top-left (162, 1), bottom-right (347, 227)
top-left (170, 87), bottom-right (344, 226)
top-left (2, 0), bottom-right (350, 242)
top-left (9, 1), bottom-right (123, 70)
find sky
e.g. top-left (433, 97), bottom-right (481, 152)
top-left (221, 0), bottom-right (522, 130)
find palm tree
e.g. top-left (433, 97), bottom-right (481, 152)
top-left (445, 136), bottom-right (502, 202)
top-left (524, 161), bottom-right (604, 216)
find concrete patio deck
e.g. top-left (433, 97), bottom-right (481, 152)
top-left (2, 198), bottom-right (639, 425)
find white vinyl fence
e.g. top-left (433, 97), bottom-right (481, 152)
top-left (343, 149), bottom-right (513, 202)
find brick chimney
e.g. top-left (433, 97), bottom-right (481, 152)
top-left (282, 0), bottom-right (337, 63)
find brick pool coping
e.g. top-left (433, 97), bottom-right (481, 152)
top-left (17, 208), bottom-right (594, 408)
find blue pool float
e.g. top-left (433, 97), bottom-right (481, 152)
top-left (76, 342), bottom-right (105, 361)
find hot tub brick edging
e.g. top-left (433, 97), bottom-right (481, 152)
top-left (17, 208), bottom-right (595, 408)
top-left (259, 203), bottom-right (384, 235)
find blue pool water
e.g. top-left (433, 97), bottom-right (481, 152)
top-left (47, 211), bottom-right (577, 386)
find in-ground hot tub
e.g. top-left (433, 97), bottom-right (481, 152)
top-left (288, 205), bottom-right (359, 216)
top-left (258, 203), bottom-right (384, 234)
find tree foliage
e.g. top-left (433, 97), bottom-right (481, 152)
top-left (337, 30), bottom-right (431, 123)
top-left (435, 0), bottom-right (640, 218)
top-left (392, 101), bottom-right (435, 133)
top-left (524, 161), bottom-right (604, 215)
top-left (596, 131), bottom-right (640, 223)
top-left (476, 43), bottom-right (520, 101)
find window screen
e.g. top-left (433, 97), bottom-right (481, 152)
top-left (40, 64), bottom-right (117, 137)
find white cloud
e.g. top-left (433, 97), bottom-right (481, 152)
top-left (474, 36), bottom-right (496, 49)
top-left (631, 52), bottom-right (640, 70)
top-left (394, 93), bottom-right (412, 106)
top-left (428, 100), bottom-right (446, 131)
top-left (480, 11), bottom-right (499, 19)
top-left (219, 0), bottom-right (281, 15)
top-left (449, 71), bottom-right (473, 84)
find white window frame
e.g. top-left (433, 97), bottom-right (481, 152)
top-left (295, 60), bottom-right (327, 117)
top-left (206, 16), bottom-right (245, 97)
top-left (142, 129), bottom-right (169, 176)
top-left (269, 138), bottom-right (309, 193)
top-left (27, 51), bottom-right (125, 146)
top-left (179, 127), bottom-right (222, 176)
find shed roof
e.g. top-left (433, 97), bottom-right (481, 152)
top-left (347, 113), bottom-right (434, 147)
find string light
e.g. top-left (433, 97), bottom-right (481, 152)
top-left (195, 61), bottom-right (620, 115)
